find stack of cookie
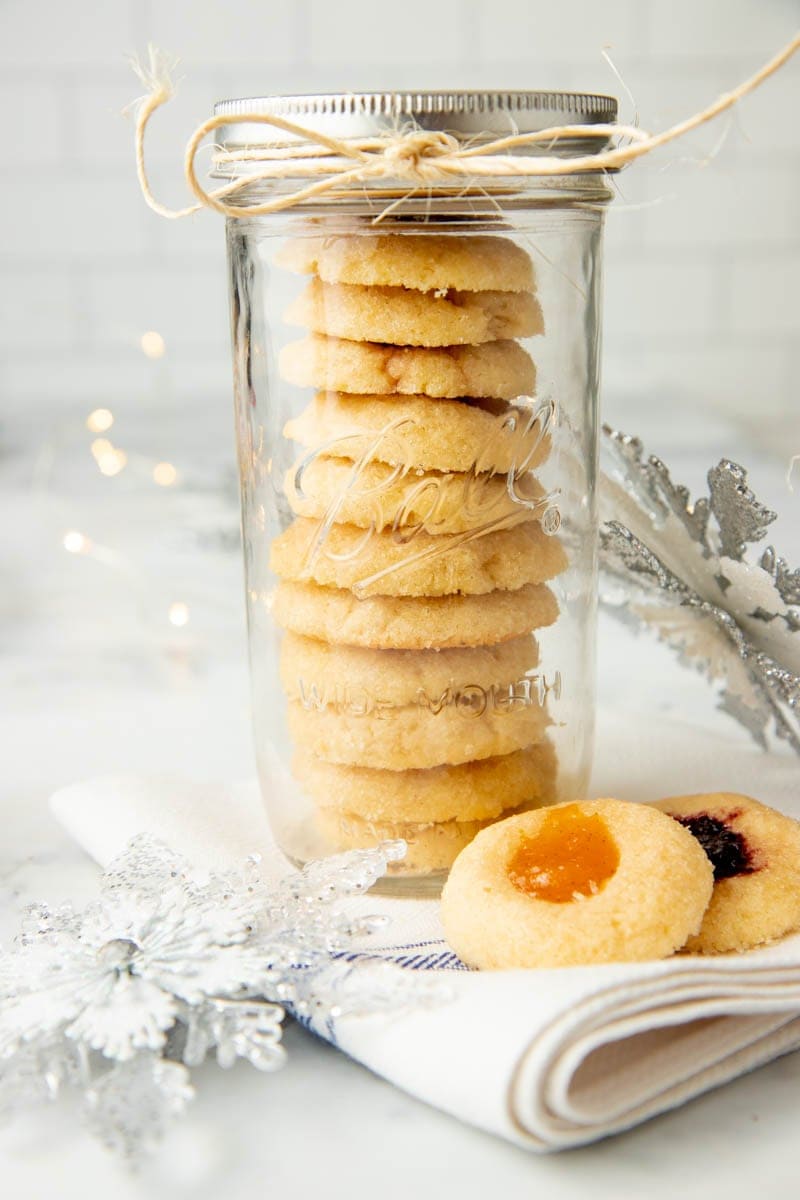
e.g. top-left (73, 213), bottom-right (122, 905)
top-left (269, 232), bottom-right (566, 874)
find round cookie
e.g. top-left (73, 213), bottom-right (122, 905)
top-left (279, 335), bottom-right (536, 401)
top-left (440, 799), bottom-right (715, 969)
top-left (287, 696), bottom-right (550, 770)
top-left (284, 392), bottom-right (552, 475)
top-left (269, 517), bottom-right (568, 598)
top-left (275, 234), bottom-right (535, 293)
top-left (652, 793), bottom-right (800, 954)
top-left (315, 806), bottom-right (525, 875)
top-left (286, 279), bottom-right (544, 347)
top-left (271, 580), bottom-right (560, 649)
top-left (294, 741), bottom-right (557, 823)
top-left (285, 454), bottom-right (545, 535)
top-left (280, 631), bottom-right (539, 706)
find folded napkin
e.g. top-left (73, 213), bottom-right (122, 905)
top-left (49, 712), bottom-right (800, 1152)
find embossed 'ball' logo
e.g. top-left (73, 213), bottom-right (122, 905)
top-left (542, 506), bottom-right (561, 535)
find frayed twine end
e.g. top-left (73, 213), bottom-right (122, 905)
top-left (129, 44), bottom-right (201, 220)
top-left (126, 44), bottom-right (181, 116)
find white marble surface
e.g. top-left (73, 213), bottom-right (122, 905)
top-left (2, 396), bottom-right (800, 1198)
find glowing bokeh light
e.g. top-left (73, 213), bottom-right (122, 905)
top-left (168, 601), bottom-right (190, 627)
top-left (153, 462), bottom-right (178, 487)
top-left (97, 449), bottom-right (128, 477)
top-left (86, 408), bottom-right (114, 433)
top-left (140, 330), bottom-right (166, 359)
top-left (63, 530), bottom-right (90, 554)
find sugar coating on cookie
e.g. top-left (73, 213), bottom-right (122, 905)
top-left (279, 334), bottom-right (536, 400)
top-left (653, 793), bottom-right (800, 954)
top-left (286, 279), bottom-right (544, 347)
top-left (285, 392), bottom-right (551, 475)
top-left (287, 693), bottom-right (550, 770)
top-left (440, 799), bottom-right (714, 969)
top-left (294, 741), bottom-right (557, 824)
top-left (271, 225), bottom-right (567, 877)
top-left (284, 454), bottom-right (545, 535)
top-left (271, 580), bottom-right (559, 649)
top-left (280, 630), bottom-right (539, 706)
top-left (269, 516), bottom-right (568, 597)
top-left (316, 804), bottom-right (531, 874)
top-left (275, 234), bottom-right (535, 293)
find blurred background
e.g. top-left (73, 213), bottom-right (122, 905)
top-left (1, 0), bottom-right (797, 450)
top-left (0, 0), bottom-right (798, 788)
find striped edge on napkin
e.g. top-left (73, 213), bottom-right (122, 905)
top-left (49, 734), bottom-right (800, 1153)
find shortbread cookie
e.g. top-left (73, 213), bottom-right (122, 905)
top-left (280, 631), bottom-right (539, 707)
top-left (441, 799), bottom-right (714, 969)
top-left (285, 455), bottom-right (545, 534)
top-left (294, 741), bottom-right (557, 823)
top-left (653, 793), bottom-right (800, 955)
top-left (269, 517), bottom-right (568, 598)
top-left (271, 580), bottom-right (559, 649)
top-left (286, 279), bottom-right (544, 346)
top-left (279, 335), bottom-right (536, 401)
top-left (276, 234), bottom-right (535, 293)
top-left (316, 806), bottom-right (524, 874)
top-left (285, 392), bottom-right (551, 475)
top-left (287, 696), bottom-right (550, 770)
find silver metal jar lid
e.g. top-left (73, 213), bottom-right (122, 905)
top-left (213, 90), bottom-right (618, 157)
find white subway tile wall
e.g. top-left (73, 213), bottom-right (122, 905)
top-left (0, 0), bottom-right (797, 455)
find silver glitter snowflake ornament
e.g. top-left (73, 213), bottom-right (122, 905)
top-left (0, 834), bottom-right (421, 1159)
top-left (600, 427), bottom-right (800, 753)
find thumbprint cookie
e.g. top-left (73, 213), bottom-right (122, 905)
top-left (440, 799), bottom-right (714, 969)
top-left (653, 793), bottom-right (800, 954)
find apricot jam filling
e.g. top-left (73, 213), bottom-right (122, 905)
top-left (507, 804), bottom-right (620, 902)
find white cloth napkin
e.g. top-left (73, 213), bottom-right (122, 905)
top-left (49, 712), bottom-right (800, 1152)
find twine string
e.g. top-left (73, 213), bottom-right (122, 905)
top-left (131, 35), bottom-right (799, 221)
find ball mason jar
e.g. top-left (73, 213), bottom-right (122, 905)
top-left (217, 91), bottom-right (617, 891)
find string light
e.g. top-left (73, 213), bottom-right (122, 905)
top-left (97, 450), bottom-right (128, 477)
top-left (61, 528), bottom-right (139, 573)
top-left (168, 602), bottom-right (190, 627)
top-left (140, 330), bottom-right (166, 359)
top-left (153, 462), bottom-right (178, 487)
top-left (60, 406), bottom-right (199, 642)
top-left (90, 438), bottom-right (128, 477)
top-left (86, 408), bottom-right (114, 433)
top-left (63, 530), bottom-right (91, 555)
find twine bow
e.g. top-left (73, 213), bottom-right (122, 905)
top-left (131, 35), bottom-right (799, 222)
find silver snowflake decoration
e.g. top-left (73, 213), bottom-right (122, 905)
top-left (0, 834), bottom-right (422, 1160)
top-left (600, 427), bottom-right (800, 753)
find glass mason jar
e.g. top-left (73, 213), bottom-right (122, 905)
top-left (217, 91), bottom-right (616, 891)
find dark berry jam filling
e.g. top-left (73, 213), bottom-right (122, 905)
top-left (674, 812), bottom-right (756, 880)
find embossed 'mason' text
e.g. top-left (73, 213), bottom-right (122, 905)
top-left (297, 672), bottom-right (562, 717)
